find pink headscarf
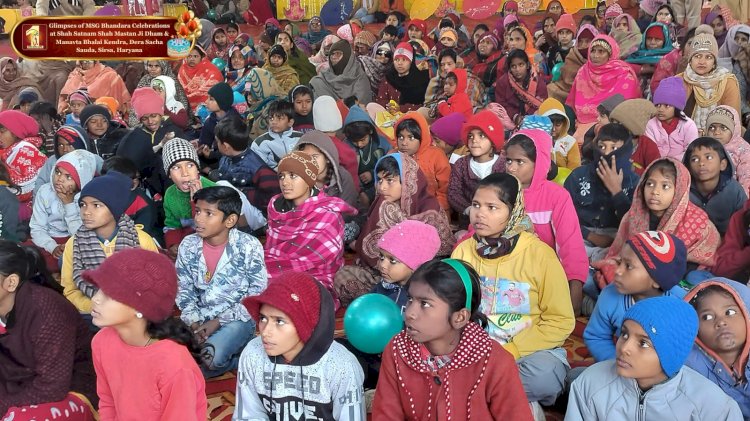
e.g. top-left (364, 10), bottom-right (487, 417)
top-left (566, 34), bottom-right (641, 124)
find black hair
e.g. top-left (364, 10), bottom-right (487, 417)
top-left (505, 134), bottom-right (537, 162)
top-left (386, 11), bottom-right (403, 24)
top-left (344, 120), bottom-right (376, 141)
top-left (395, 118), bottom-right (422, 141)
top-left (289, 85), bottom-right (313, 102)
top-left (298, 142), bottom-right (333, 183)
top-left (29, 101), bottom-right (60, 121)
top-left (548, 114), bottom-right (566, 126)
top-left (375, 155), bottom-right (400, 179)
top-left (267, 99), bottom-right (295, 120)
top-left (473, 24), bottom-right (489, 35)
top-left (381, 25), bottom-right (398, 38)
top-left (192, 185), bottom-right (242, 221)
top-left (227, 22), bottom-right (240, 32)
top-left (215, 115), bottom-right (249, 151)
top-left (506, 49), bottom-right (530, 75)
top-left (438, 48), bottom-right (458, 64)
top-left (408, 259), bottom-right (488, 328)
top-left (683, 137), bottom-right (729, 168)
top-left (0, 240), bottom-right (62, 294)
top-left (476, 172), bottom-right (520, 211)
top-left (102, 156), bottom-right (138, 179)
top-left (344, 95), bottom-right (358, 108)
top-left (596, 123), bottom-right (631, 144)
top-left (439, 17), bottom-right (455, 29)
top-left (652, 4), bottom-right (676, 22)
top-left (680, 27), bottom-right (698, 50)
top-left (445, 72), bottom-right (458, 84)
top-left (580, 14), bottom-right (597, 26)
top-left (689, 285), bottom-right (736, 309)
top-left (146, 317), bottom-right (208, 365)
top-left (643, 159), bottom-right (677, 190)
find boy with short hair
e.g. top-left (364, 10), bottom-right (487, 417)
top-left (60, 170), bottom-right (160, 313)
top-left (584, 231), bottom-right (688, 362)
top-left (211, 115), bottom-right (280, 213)
top-left (236, 271), bottom-right (365, 420)
top-left (685, 278), bottom-right (750, 418)
top-left (380, 24), bottom-right (398, 44)
top-left (175, 186), bottom-right (268, 378)
top-left (250, 99), bottom-right (302, 170)
top-left (567, 296), bottom-right (743, 420)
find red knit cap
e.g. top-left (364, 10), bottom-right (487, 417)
top-left (0, 110), bottom-right (39, 140)
top-left (131, 87), bottom-right (166, 120)
top-left (461, 110), bottom-right (505, 152)
top-left (645, 24), bottom-right (664, 40)
top-left (555, 13), bottom-right (576, 34)
top-left (242, 272), bottom-right (321, 343)
top-left (83, 248), bottom-right (177, 322)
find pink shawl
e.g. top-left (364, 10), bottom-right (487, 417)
top-left (59, 62), bottom-right (131, 113)
top-left (566, 34), bottom-right (641, 124)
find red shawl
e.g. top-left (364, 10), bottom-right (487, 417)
top-left (593, 157), bottom-right (720, 288)
top-left (177, 57), bottom-right (223, 112)
top-left (59, 62), bottom-right (131, 113)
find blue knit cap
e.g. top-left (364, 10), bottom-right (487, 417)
top-left (520, 115), bottom-right (553, 135)
top-left (80, 171), bottom-right (132, 221)
top-left (623, 296), bottom-right (698, 378)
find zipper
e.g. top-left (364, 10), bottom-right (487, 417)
top-left (637, 389), bottom-right (646, 421)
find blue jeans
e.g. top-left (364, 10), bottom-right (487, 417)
top-left (352, 7), bottom-right (376, 24)
top-left (202, 320), bottom-right (255, 378)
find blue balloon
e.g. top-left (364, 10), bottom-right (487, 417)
top-left (211, 57), bottom-right (226, 72)
top-left (344, 294), bottom-right (403, 354)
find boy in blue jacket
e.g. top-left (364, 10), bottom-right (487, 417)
top-left (584, 231), bottom-right (688, 362)
top-left (342, 105), bottom-right (391, 205)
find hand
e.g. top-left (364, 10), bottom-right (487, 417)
top-left (359, 172), bottom-right (372, 184)
top-left (188, 179), bottom-right (201, 200)
top-left (193, 319), bottom-right (221, 343)
top-left (161, 131), bottom-right (175, 146)
top-left (199, 145), bottom-right (212, 158)
top-left (596, 155), bottom-right (623, 196)
top-left (167, 244), bottom-right (179, 259)
top-left (55, 184), bottom-right (76, 204)
top-left (587, 232), bottom-right (614, 248)
top-left (52, 244), bottom-right (65, 258)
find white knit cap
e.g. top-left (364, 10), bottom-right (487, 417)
top-left (313, 95), bottom-right (343, 132)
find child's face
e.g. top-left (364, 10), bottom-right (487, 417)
top-left (646, 36), bottom-right (664, 50)
top-left (439, 56), bottom-right (457, 78)
top-left (385, 15), bottom-right (398, 27)
top-left (688, 146), bottom-right (727, 183)
top-left (376, 171), bottom-right (402, 202)
top-left (269, 54), bottom-right (284, 68)
top-left (293, 94), bottom-right (312, 116)
top-left (550, 119), bottom-right (565, 138)
top-left (86, 115), bottom-right (109, 138)
top-left (432, 136), bottom-right (455, 155)
top-left (214, 31), bottom-right (227, 47)
top-left (470, 186), bottom-right (512, 238)
top-left (616, 319), bottom-right (668, 389)
top-left (258, 304), bottom-right (305, 361)
top-left (655, 104), bottom-right (675, 121)
top-left (558, 29), bottom-right (574, 46)
top-left (656, 8), bottom-right (673, 23)
top-left (79, 196), bottom-right (116, 233)
top-left (642, 168), bottom-right (676, 218)
top-left (613, 244), bottom-right (660, 298)
top-left (509, 57), bottom-right (528, 81)
top-left (57, 140), bottom-right (75, 157)
top-left (269, 114), bottom-right (293, 134)
top-left (299, 144), bottom-right (328, 181)
top-left (597, 138), bottom-right (625, 156)
top-left (378, 249), bottom-right (413, 284)
top-left (90, 288), bottom-right (137, 328)
top-left (0, 126), bottom-right (15, 149)
top-left (279, 171), bottom-right (311, 205)
top-left (505, 144), bottom-right (535, 188)
top-left (467, 129), bottom-right (493, 159)
top-left (169, 160), bottom-right (200, 192)
top-left (597, 113), bottom-right (610, 126)
top-left (404, 280), bottom-right (457, 348)
top-left (69, 100), bottom-right (86, 116)
top-left (736, 32), bottom-right (750, 48)
top-left (443, 78), bottom-right (457, 96)
top-left (616, 19), bottom-right (629, 32)
top-left (206, 95), bottom-right (221, 113)
top-left (226, 26), bottom-right (239, 40)
top-left (194, 199), bottom-right (232, 241)
top-left (606, 17), bottom-right (615, 28)
top-left (19, 102), bottom-right (32, 115)
top-left (711, 16), bottom-right (726, 35)
top-left (141, 113), bottom-right (162, 133)
top-left (231, 50), bottom-right (246, 70)
top-left (695, 290), bottom-right (747, 364)
top-left (708, 123), bottom-right (732, 144)
top-left (473, 29), bottom-right (487, 45)
top-left (393, 57), bottom-right (411, 75)
top-left (478, 37), bottom-right (496, 56)
top-left (382, 33), bottom-right (395, 42)
top-left (53, 165), bottom-right (78, 195)
top-left (408, 25), bottom-right (423, 40)
top-left (397, 128), bottom-right (420, 156)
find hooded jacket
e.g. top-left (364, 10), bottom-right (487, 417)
top-left (296, 131), bottom-right (359, 208)
top-left (343, 106), bottom-right (392, 189)
top-left (87, 120), bottom-right (130, 161)
top-left (520, 129), bottom-right (589, 283)
top-left (684, 143), bottom-right (748, 235)
top-left (234, 283), bottom-right (365, 420)
top-left (310, 41), bottom-right (374, 104)
top-left (717, 105), bottom-right (750, 195)
top-left (30, 150), bottom-right (98, 253)
top-left (436, 68), bottom-right (473, 119)
top-left (539, 98), bottom-right (580, 170)
top-left (564, 138), bottom-right (638, 239)
top-left (684, 278), bottom-right (750, 418)
top-left (644, 115), bottom-right (700, 161)
top-left (393, 112), bottom-right (451, 210)
top-left (713, 199), bottom-right (750, 282)
top-left (567, 359), bottom-right (743, 420)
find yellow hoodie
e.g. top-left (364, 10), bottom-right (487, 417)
top-left (538, 98), bottom-right (581, 170)
top-left (451, 231), bottom-right (575, 359)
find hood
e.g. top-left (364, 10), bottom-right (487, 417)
top-left (55, 124), bottom-right (91, 153)
top-left (55, 149), bottom-right (98, 189)
top-left (296, 130), bottom-right (344, 187)
top-left (394, 111), bottom-right (432, 156)
top-left (576, 23), bottom-right (599, 42)
top-left (684, 277), bottom-right (750, 377)
top-left (682, 140), bottom-right (735, 187)
top-left (153, 75), bottom-right (179, 112)
top-left (538, 97), bottom-right (570, 137)
top-left (513, 128), bottom-right (553, 191)
top-left (592, 132), bottom-right (635, 171)
top-left (450, 68), bottom-right (468, 94)
top-left (344, 105), bottom-right (392, 151)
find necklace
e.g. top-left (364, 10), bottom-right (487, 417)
top-left (144, 337), bottom-right (153, 347)
top-left (358, 139), bottom-right (375, 166)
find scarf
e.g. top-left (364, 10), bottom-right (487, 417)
top-left (225, 45), bottom-right (258, 90)
top-left (71, 214), bottom-right (141, 298)
top-left (547, 24), bottom-right (597, 102)
top-left (627, 22), bottom-right (674, 64)
top-left (206, 28), bottom-right (230, 61)
top-left (309, 35), bottom-right (340, 70)
top-left (303, 17), bottom-right (332, 46)
top-left (130, 63), bottom-right (190, 127)
top-left (0, 58), bottom-right (42, 111)
top-left (177, 56), bottom-right (224, 112)
top-left (357, 153), bottom-right (455, 269)
top-left (509, 70), bottom-right (544, 111)
top-left (474, 175), bottom-right (534, 258)
top-left (610, 14), bottom-right (642, 58)
top-left (683, 65), bottom-right (734, 129)
top-left (385, 63), bottom-right (430, 106)
top-left (153, 75), bottom-right (184, 114)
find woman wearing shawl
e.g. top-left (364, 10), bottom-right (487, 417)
top-left (374, 42), bottom-right (430, 112)
top-left (302, 16), bottom-right (332, 51)
top-left (495, 49), bottom-right (547, 124)
top-left (334, 153), bottom-right (455, 306)
top-left (704, 11), bottom-right (728, 47)
top-left (58, 61), bottom-right (130, 116)
top-left (283, 21), bottom-right (313, 56)
top-left (358, 41), bottom-right (390, 98)
top-left (535, 13), bottom-right (560, 56)
top-left (177, 46), bottom-right (223, 113)
top-left (197, 19), bottom-right (215, 50)
top-left (627, 22), bottom-right (675, 96)
top-left (151, 76), bottom-right (188, 130)
top-left (206, 27), bottom-right (230, 62)
top-left (309, 34), bottom-right (341, 74)
top-left (225, 44), bottom-right (258, 93)
top-left (262, 44), bottom-right (300, 93)
top-left (128, 60), bottom-right (191, 127)
top-left (610, 13), bottom-right (643, 59)
top-left (0, 58), bottom-right (41, 111)
top-left (276, 31), bottom-right (316, 85)
top-left (310, 40), bottom-right (374, 104)
top-left (469, 33), bottom-right (506, 93)
top-left (718, 25), bottom-right (750, 121)
top-left (678, 30), bottom-right (740, 130)
top-left (243, 68), bottom-right (286, 137)
top-left (567, 35), bottom-right (641, 132)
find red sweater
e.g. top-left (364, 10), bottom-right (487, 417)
top-left (713, 199), bottom-right (750, 281)
top-left (373, 322), bottom-right (533, 421)
top-left (632, 135), bottom-right (661, 176)
top-left (92, 327), bottom-right (206, 421)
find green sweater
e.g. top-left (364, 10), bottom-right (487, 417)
top-left (163, 177), bottom-right (216, 229)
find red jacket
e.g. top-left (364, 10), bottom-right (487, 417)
top-left (631, 135), bottom-right (661, 176)
top-left (437, 68), bottom-right (473, 119)
top-left (373, 322), bottom-right (533, 421)
top-left (713, 199), bottom-right (750, 281)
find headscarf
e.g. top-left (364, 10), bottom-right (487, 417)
top-left (704, 12), bottom-right (728, 47)
top-left (302, 15), bottom-right (332, 46)
top-left (152, 76), bottom-right (183, 114)
top-left (177, 48), bottom-right (224, 112)
top-left (357, 153), bottom-right (455, 269)
top-left (206, 27), bottom-right (230, 62)
top-left (310, 40), bottom-right (374, 104)
top-left (566, 34), bottom-right (641, 124)
top-left (0, 58), bottom-right (41, 111)
top-left (244, 67), bottom-right (286, 134)
top-left (627, 22), bottom-right (674, 64)
top-left (309, 34), bottom-right (340, 73)
top-left (130, 60), bottom-right (190, 127)
top-left (610, 13), bottom-right (643, 58)
top-left (225, 44), bottom-right (258, 90)
top-left (502, 0), bottom-right (518, 16)
top-left (473, 174), bottom-right (534, 258)
top-left (198, 19), bottom-right (216, 50)
top-left (262, 49), bottom-right (299, 93)
top-left (718, 24), bottom-right (750, 63)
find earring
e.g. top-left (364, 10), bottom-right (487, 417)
top-left (136, 312), bottom-right (143, 319)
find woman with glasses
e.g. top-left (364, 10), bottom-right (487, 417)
top-left (128, 60), bottom-right (191, 127)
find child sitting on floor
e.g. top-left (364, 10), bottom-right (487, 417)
top-left (430, 112), bottom-right (466, 164)
top-left (436, 69), bottom-right (473, 119)
top-left (539, 98), bottom-right (580, 170)
top-left (644, 76), bottom-right (699, 161)
top-left (251, 100), bottom-right (303, 171)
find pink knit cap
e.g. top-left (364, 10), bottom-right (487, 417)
top-left (0, 110), bottom-right (39, 139)
top-left (131, 87), bottom-right (165, 120)
top-left (378, 220), bottom-right (440, 270)
top-left (605, 3), bottom-right (623, 19)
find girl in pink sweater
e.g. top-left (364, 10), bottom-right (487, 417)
top-left (88, 249), bottom-right (207, 421)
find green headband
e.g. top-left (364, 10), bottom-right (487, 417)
top-left (441, 258), bottom-right (473, 310)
